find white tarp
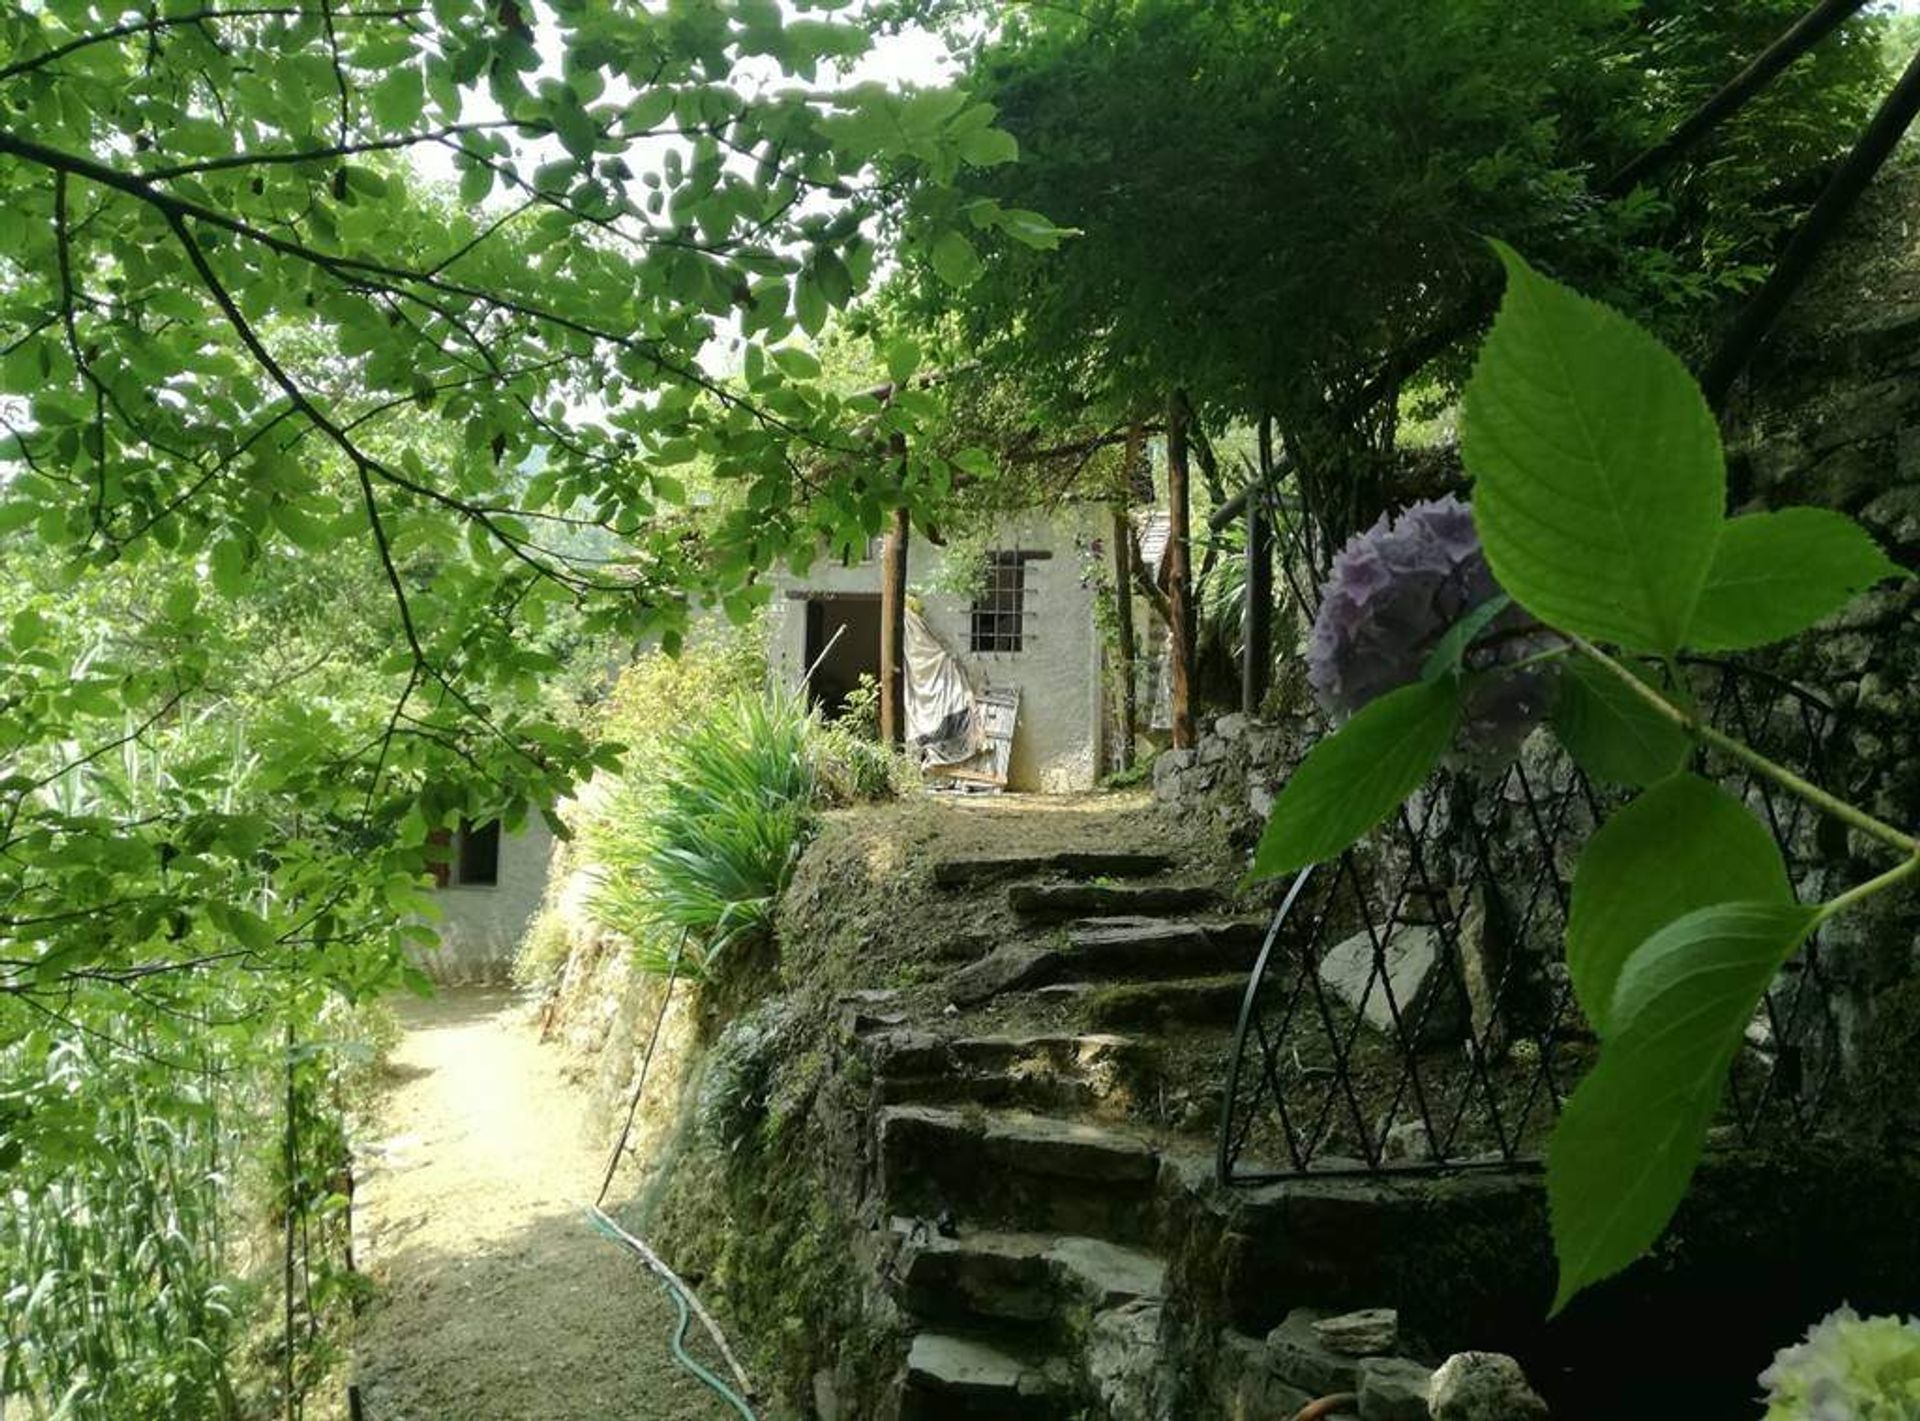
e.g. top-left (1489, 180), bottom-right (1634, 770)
top-left (904, 609), bottom-right (981, 767)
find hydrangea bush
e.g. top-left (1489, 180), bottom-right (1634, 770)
top-left (1761, 1307), bottom-right (1920, 1420)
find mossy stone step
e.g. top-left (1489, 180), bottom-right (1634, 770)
top-left (867, 1030), bottom-right (1161, 1114)
top-left (1063, 916), bottom-right (1266, 980)
top-left (1007, 881), bottom-right (1218, 921)
top-left (880, 1105), bottom-right (1163, 1241)
top-left (933, 851), bottom-right (1176, 889)
top-left (891, 1221), bottom-right (1166, 1329)
top-left (1085, 974), bottom-right (1251, 1031)
top-left (899, 1331), bottom-right (1069, 1420)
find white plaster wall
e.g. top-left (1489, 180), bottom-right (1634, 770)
top-left (422, 817), bottom-right (555, 982)
top-left (769, 504), bottom-right (1107, 792)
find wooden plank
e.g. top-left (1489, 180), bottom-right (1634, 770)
top-left (879, 502), bottom-right (908, 746)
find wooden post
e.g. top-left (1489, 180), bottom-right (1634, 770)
top-left (879, 503), bottom-right (908, 748)
top-left (1166, 392), bottom-right (1197, 750)
top-left (1111, 501), bottom-right (1138, 771)
top-left (1243, 416), bottom-right (1275, 716)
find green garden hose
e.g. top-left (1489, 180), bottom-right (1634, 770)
top-left (583, 1207), bottom-right (758, 1421)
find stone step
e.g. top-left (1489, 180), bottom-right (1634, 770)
top-left (944, 918), bottom-right (1261, 1007)
top-left (880, 1105), bottom-right (1163, 1242)
top-left (1061, 916), bottom-right (1266, 980)
top-left (891, 1221), bottom-right (1166, 1330)
top-left (1085, 974), bottom-right (1251, 1031)
top-left (1007, 881), bottom-right (1218, 922)
top-left (933, 851), bottom-right (1176, 890)
top-left (898, 1331), bottom-right (1070, 1420)
top-left (868, 1030), bottom-right (1161, 1116)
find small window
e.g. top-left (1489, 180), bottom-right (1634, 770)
top-left (454, 819), bottom-right (501, 887)
top-left (970, 551), bottom-right (1034, 654)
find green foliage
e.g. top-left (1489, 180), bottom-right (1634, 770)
top-left (1564, 775), bottom-right (1791, 1036)
top-left (1686, 508), bottom-right (1905, 652)
top-left (1464, 243), bottom-right (1727, 655)
top-left (639, 687), bottom-right (819, 962)
top-left (892, 0), bottom-right (1888, 439)
top-left (1253, 249), bottom-right (1912, 1310)
top-left (1547, 900), bottom-right (1819, 1313)
top-left (1548, 657), bottom-right (1690, 790)
top-left (1248, 677), bottom-right (1460, 881)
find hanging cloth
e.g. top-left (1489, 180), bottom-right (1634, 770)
top-left (904, 609), bottom-right (981, 767)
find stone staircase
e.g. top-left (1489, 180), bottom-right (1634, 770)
top-left (852, 850), bottom-right (1266, 1420)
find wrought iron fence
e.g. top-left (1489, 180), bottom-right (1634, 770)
top-left (1216, 660), bottom-right (1846, 1186)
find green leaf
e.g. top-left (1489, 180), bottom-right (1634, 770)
top-left (1550, 655), bottom-right (1688, 789)
top-left (957, 126), bottom-right (1019, 167)
top-left (1462, 243), bottom-right (1724, 654)
top-left (1565, 774), bottom-right (1790, 1035)
top-left (1548, 900), bottom-right (1819, 1312)
top-left (1686, 507), bottom-right (1903, 652)
top-left (770, 346), bottom-right (820, 379)
top-left (209, 537), bottom-right (252, 598)
top-left (885, 335), bottom-right (921, 385)
top-left (930, 230), bottom-right (982, 288)
top-left (1420, 594), bottom-right (1510, 681)
top-left (369, 68), bottom-right (425, 128)
top-left (1248, 677), bottom-right (1460, 881)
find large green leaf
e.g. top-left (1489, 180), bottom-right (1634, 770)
top-left (1461, 244), bottom-right (1725, 654)
top-left (1549, 656), bottom-right (1689, 790)
top-left (1566, 774), bottom-right (1790, 1035)
top-left (1248, 677), bottom-right (1459, 881)
top-left (1548, 900), bottom-right (1819, 1312)
top-left (1686, 508), bottom-right (1903, 652)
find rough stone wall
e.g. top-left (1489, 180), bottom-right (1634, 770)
top-left (1150, 712), bottom-right (1309, 847)
top-left (1725, 156), bottom-right (1920, 1103)
top-left (420, 817), bottom-right (554, 982)
top-left (768, 503), bottom-right (1109, 792)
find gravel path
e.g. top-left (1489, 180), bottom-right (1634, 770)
top-left (352, 987), bottom-right (729, 1420)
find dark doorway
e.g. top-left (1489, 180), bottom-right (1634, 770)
top-left (803, 594), bottom-right (882, 720)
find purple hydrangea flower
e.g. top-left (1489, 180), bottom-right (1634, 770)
top-left (1307, 494), bottom-right (1556, 758)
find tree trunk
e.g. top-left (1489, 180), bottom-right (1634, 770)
top-left (1166, 392), bottom-right (1197, 750)
top-left (1243, 416), bottom-right (1276, 715)
top-left (879, 502), bottom-right (908, 748)
top-left (1111, 500), bottom-right (1138, 771)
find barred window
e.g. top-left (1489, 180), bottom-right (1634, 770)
top-left (970, 551), bottom-right (1034, 654)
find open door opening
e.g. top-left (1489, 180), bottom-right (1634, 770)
top-left (803, 594), bottom-right (882, 720)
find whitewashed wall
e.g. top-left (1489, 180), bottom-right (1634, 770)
top-left (422, 817), bottom-right (555, 981)
top-left (769, 504), bottom-right (1108, 792)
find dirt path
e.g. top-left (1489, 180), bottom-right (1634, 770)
top-left (352, 988), bottom-right (729, 1420)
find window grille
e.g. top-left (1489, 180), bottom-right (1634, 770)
top-left (970, 551), bottom-right (1035, 654)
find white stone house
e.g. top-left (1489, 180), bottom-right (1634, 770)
top-left (769, 504), bottom-right (1111, 792)
top-left (421, 815), bottom-right (555, 981)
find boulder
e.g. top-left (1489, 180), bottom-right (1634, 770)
top-left (1318, 924), bottom-right (1465, 1045)
top-left (1428, 1352), bottom-right (1549, 1421)
top-left (1358, 1357), bottom-right (1433, 1421)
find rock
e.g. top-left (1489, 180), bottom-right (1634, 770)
top-left (1314, 1307), bottom-right (1400, 1356)
top-left (946, 944), bottom-right (1060, 1006)
top-left (901, 1331), bottom-right (1060, 1417)
top-left (1088, 1299), bottom-right (1172, 1421)
top-left (1214, 713), bottom-right (1250, 740)
top-left (1265, 1309), bottom-right (1360, 1395)
top-left (1428, 1352), bottom-right (1549, 1421)
top-left (1379, 1121), bottom-right (1436, 1165)
top-left (1358, 1357), bottom-right (1432, 1421)
top-left (1216, 1330), bottom-right (1315, 1421)
top-left (1318, 924), bottom-right (1465, 1045)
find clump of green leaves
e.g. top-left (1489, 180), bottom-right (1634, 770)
top-left (1250, 245), bottom-right (1911, 1311)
